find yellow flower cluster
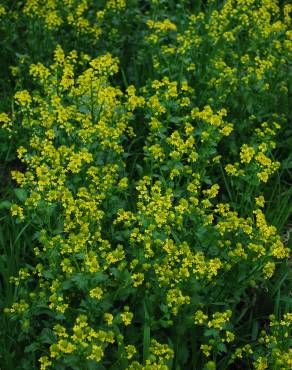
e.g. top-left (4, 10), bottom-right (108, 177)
top-left (23, 0), bottom-right (98, 36)
top-left (233, 313), bottom-right (292, 369)
top-left (1, 1), bottom-right (290, 368)
top-left (48, 315), bottom-right (115, 364)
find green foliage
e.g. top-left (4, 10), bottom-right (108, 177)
top-left (0, 1), bottom-right (291, 369)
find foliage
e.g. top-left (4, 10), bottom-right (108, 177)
top-left (0, 1), bottom-right (291, 369)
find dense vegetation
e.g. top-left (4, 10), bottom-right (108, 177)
top-left (0, 1), bottom-right (291, 369)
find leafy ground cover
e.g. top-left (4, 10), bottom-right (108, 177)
top-left (0, 1), bottom-right (291, 369)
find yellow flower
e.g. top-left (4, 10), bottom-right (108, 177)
top-left (89, 287), bottom-right (103, 300)
top-left (225, 331), bottom-right (235, 342)
top-left (225, 164), bottom-right (238, 176)
top-left (240, 144), bottom-right (255, 164)
top-left (121, 308), bottom-right (133, 325)
top-left (132, 273), bottom-right (144, 287)
top-left (146, 19), bottom-right (177, 33)
top-left (262, 261), bottom-right (275, 279)
top-left (0, 5), bottom-right (6, 16)
top-left (207, 310), bottom-right (232, 330)
top-left (10, 204), bottom-right (25, 220)
top-left (86, 344), bottom-right (104, 362)
top-left (253, 356), bottom-right (268, 370)
top-left (89, 54), bottom-right (119, 76)
top-left (14, 90), bottom-right (32, 106)
top-left (125, 345), bottom-right (137, 360)
top-left (194, 310), bottom-right (208, 325)
top-left (255, 196), bottom-right (265, 208)
top-left (201, 344), bottom-right (212, 357)
top-left (118, 177), bottom-right (128, 189)
top-left (0, 113), bottom-right (12, 130)
top-left (104, 313), bottom-right (114, 325)
top-left (150, 339), bottom-right (174, 360)
top-left (39, 356), bottom-right (52, 370)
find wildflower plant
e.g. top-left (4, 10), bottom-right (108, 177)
top-left (0, 1), bottom-right (291, 369)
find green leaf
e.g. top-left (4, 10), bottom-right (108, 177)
top-left (39, 328), bottom-right (55, 344)
top-left (251, 321), bottom-right (259, 341)
top-left (177, 341), bottom-right (189, 365)
top-left (24, 342), bottom-right (39, 353)
top-left (143, 301), bottom-right (150, 363)
top-left (0, 200), bottom-right (11, 209)
top-left (204, 328), bottom-right (218, 337)
top-left (282, 157), bottom-right (292, 170)
top-left (14, 188), bottom-right (27, 202)
top-left (217, 342), bottom-right (227, 353)
top-left (71, 273), bottom-right (89, 290)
